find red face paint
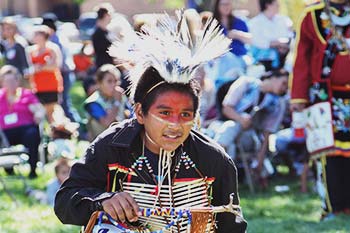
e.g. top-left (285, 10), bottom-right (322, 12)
top-left (140, 91), bottom-right (195, 154)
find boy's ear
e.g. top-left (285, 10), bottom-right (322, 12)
top-left (134, 103), bottom-right (145, 125)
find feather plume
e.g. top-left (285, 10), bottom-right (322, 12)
top-left (108, 10), bottom-right (231, 94)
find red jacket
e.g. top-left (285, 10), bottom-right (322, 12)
top-left (291, 2), bottom-right (350, 104)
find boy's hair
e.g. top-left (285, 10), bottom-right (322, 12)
top-left (133, 66), bottom-right (201, 116)
top-left (54, 158), bottom-right (71, 175)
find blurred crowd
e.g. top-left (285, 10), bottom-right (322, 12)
top-left (0, 0), bottom-right (313, 206)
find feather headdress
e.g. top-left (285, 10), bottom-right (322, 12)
top-left (108, 10), bottom-right (231, 98)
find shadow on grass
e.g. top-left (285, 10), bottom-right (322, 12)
top-left (239, 176), bottom-right (350, 233)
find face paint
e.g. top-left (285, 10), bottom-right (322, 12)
top-left (138, 91), bottom-right (195, 154)
top-left (149, 113), bottom-right (194, 127)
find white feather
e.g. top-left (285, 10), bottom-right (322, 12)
top-left (108, 10), bottom-right (231, 93)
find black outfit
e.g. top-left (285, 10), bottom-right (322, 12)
top-left (325, 156), bottom-right (350, 212)
top-left (4, 124), bottom-right (40, 174)
top-left (54, 119), bottom-right (247, 232)
top-left (0, 41), bottom-right (30, 75)
top-left (91, 27), bottom-right (113, 68)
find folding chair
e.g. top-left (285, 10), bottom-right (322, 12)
top-left (236, 129), bottom-right (262, 194)
top-left (0, 128), bottom-right (30, 204)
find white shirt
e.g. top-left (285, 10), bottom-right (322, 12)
top-left (248, 13), bottom-right (293, 49)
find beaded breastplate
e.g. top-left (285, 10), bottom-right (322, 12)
top-left (122, 178), bottom-right (215, 232)
top-left (109, 150), bottom-right (216, 232)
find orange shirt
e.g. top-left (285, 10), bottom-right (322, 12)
top-left (73, 54), bottom-right (93, 72)
top-left (30, 48), bottom-right (63, 93)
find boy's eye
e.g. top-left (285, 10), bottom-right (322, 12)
top-left (181, 112), bottom-right (192, 118)
top-left (160, 111), bottom-right (170, 116)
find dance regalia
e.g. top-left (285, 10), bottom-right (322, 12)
top-left (291, 1), bottom-right (350, 215)
top-left (54, 119), bottom-right (246, 232)
top-left (55, 10), bottom-right (246, 232)
top-left (291, 1), bottom-right (350, 159)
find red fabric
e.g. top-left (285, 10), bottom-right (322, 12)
top-left (291, 6), bottom-right (350, 102)
top-left (30, 48), bottom-right (63, 93)
top-left (73, 54), bottom-right (93, 72)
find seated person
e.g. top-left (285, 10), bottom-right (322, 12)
top-left (0, 65), bottom-right (45, 178)
top-left (46, 158), bottom-right (72, 206)
top-left (84, 64), bottom-right (130, 140)
top-left (248, 0), bottom-right (293, 70)
top-left (211, 69), bottom-right (288, 176)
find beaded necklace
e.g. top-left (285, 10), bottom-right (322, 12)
top-left (122, 140), bottom-right (208, 232)
top-left (320, 1), bottom-right (350, 53)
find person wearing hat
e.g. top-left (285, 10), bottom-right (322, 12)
top-left (55, 11), bottom-right (247, 232)
top-left (0, 65), bottom-right (45, 178)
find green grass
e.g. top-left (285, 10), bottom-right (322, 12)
top-left (239, 176), bottom-right (350, 233)
top-left (0, 166), bottom-right (80, 233)
top-left (1, 168), bottom-right (350, 233)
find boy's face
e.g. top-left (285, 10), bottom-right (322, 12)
top-left (136, 90), bottom-right (195, 154)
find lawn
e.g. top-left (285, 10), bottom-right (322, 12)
top-left (239, 176), bottom-right (350, 233)
top-left (1, 167), bottom-right (349, 233)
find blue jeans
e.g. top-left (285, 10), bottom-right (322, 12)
top-left (4, 124), bottom-right (41, 172)
top-left (61, 71), bottom-right (81, 123)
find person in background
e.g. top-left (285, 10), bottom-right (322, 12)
top-left (290, 0), bottom-right (350, 220)
top-left (84, 64), bottom-right (129, 141)
top-left (46, 158), bottom-right (72, 206)
top-left (42, 13), bottom-right (81, 124)
top-left (274, 126), bottom-right (310, 192)
top-left (28, 25), bottom-right (63, 124)
top-left (91, 3), bottom-right (115, 68)
top-left (0, 17), bottom-right (31, 86)
top-left (248, 0), bottom-right (293, 70)
top-left (213, 0), bottom-right (252, 73)
top-left (0, 65), bottom-right (45, 178)
top-left (211, 69), bottom-right (288, 187)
